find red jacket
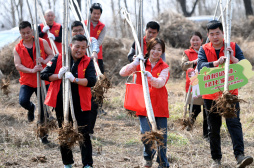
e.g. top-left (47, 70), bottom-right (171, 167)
top-left (84, 20), bottom-right (105, 60)
top-left (135, 58), bottom-right (170, 118)
top-left (202, 42), bottom-right (237, 100)
top-left (15, 37), bottom-right (49, 88)
top-left (44, 55), bottom-right (92, 111)
top-left (184, 48), bottom-right (198, 92)
top-left (40, 22), bottom-right (62, 54)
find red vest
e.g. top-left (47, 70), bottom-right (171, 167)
top-left (15, 38), bottom-right (49, 88)
top-left (136, 58), bottom-right (170, 118)
top-left (184, 48), bottom-right (198, 92)
top-left (40, 22), bottom-right (62, 54)
top-left (84, 20), bottom-right (105, 60)
top-left (202, 42), bottom-right (237, 100)
top-left (44, 55), bottom-right (92, 111)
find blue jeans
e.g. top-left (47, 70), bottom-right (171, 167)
top-left (204, 99), bottom-right (244, 160)
top-left (139, 116), bottom-right (169, 168)
top-left (19, 84), bottom-right (48, 122)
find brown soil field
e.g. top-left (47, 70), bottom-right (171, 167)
top-left (1, 77), bottom-right (254, 168)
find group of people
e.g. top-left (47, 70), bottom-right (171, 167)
top-left (13, 2), bottom-right (253, 168)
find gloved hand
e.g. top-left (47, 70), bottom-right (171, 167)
top-left (133, 54), bottom-right (145, 66)
top-left (42, 25), bottom-right (50, 33)
top-left (143, 71), bottom-right (153, 78)
top-left (48, 32), bottom-right (55, 40)
top-left (58, 66), bottom-right (68, 79)
top-left (65, 72), bottom-right (75, 82)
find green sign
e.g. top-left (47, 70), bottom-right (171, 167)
top-left (196, 59), bottom-right (254, 95)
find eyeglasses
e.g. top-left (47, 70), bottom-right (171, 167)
top-left (72, 29), bottom-right (84, 33)
top-left (92, 3), bottom-right (102, 8)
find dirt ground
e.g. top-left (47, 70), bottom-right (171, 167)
top-left (1, 77), bottom-right (254, 168)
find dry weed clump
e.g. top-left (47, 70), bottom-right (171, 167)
top-left (1, 77), bottom-right (10, 95)
top-left (102, 36), bottom-right (132, 85)
top-left (158, 12), bottom-right (206, 49)
top-left (0, 41), bottom-right (19, 78)
top-left (58, 123), bottom-right (83, 149)
top-left (92, 74), bottom-right (111, 104)
top-left (141, 130), bottom-right (165, 150)
top-left (212, 92), bottom-right (245, 118)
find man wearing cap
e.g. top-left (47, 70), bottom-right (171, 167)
top-left (14, 21), bottom-right (54, 144)
top-left (197, 20), bottom-right (253, 168)
top-left (38, 9), bottom-right (62, 53)
top-left (127, 21), bottom-right (166, 62)
top-left (41, 35), bottom-right (96, 168)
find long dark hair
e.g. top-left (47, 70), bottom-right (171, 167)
top-left (190, 31), bottom-right (203, 40)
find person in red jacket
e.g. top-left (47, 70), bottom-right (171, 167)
top-left (38, 10), bottom-right (62, 54)
top-left (120, 38), bottom-right (170, 168)
top-left (41, 35), bottom-right (96, 168)
top-left (13, 21), bottom-right (54, 143)
top-left (85, 3), bottom-right (107, 115)
top-left (181, 32), bottom-right (208, 138)
top-left (127, 21), bottom-right (166, 63)
top-left (197, 20), bottom-right (253, 168)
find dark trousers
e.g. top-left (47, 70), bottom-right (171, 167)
top-left (189, 104), bottom-right (208, 137)
top-left (98, 59), bottom-right (104, 74)
top-left (90, 97), bottom-right (98, 134)
top-left (204, 99), bottom-right (244, 160)
top-left (19, 84), bottom-right (48, 122)
top-left (55, 93), bottom-right (93, 167)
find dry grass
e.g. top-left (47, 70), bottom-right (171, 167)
top-left (1, 78), bottom-right (254, 168)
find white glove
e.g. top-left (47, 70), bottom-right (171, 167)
top-left (143, 71), bottom-right (153, 78)
top-left (65, 72), bottom-right (75, 82)
top-left (48, 32), bottom-right (55, 40)
top-left (58, 66), bottom-right (68, 79)
top-left (133, 54), bottom-right (145, 66)
top-left (42, 25), bottom-right (50, 33)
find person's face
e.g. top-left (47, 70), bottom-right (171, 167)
top-left (70, 40), bottom-right (87, 60)
top-left (72, 26), bottom-right (85, 36)
top-left (20, 27), bottom-right (33, 41)
top-left (150, 43), bottom-right (162, 61)
top-left (188, 71), bottom-right (195, 78)
top-left (44, 11), bottom-right (55, 26)
top-left (91, 9), bottom-right (101, 22)
top-left (145, 28), bottom-right (158, 42)
top-left (190, 35), bottom-right (202, 50)
top-left (207, 27), bottom-right (224, 47)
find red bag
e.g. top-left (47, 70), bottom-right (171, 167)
top-left (124, 83), bottom-right (146, 112)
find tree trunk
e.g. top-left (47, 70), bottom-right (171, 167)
top-left (111, 0), bottom-right (118, 37)
top-left (243, 0), bottom-right (253, 17)
top-left (72, 0), bottom-right (82, 21)
top-left (11, 0), bottom-right (16, 27)
top-left (156, 0), bottom-right (160, 16)
top-left (177, 0), bottom-right (199, 17)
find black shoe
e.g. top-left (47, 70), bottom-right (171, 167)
top-left (40, 136), bottom-right (50, 144)
top-left (236, 154), bottom-right (253, 168)
top-left (28, 104), bottom-right (35, 122)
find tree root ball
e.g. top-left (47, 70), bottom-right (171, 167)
top-left (36, 125), bottom-right (49, 138)
top-left (126, 110), bottom-right (136, 118)
top-left (58, 123), bottom-right (83, 149)
top-left (141, 130), bottom-right (165, 150)
top-left (46, 117), bottom-right (58, 131)
top-left (92, 74), bottom-right (111, 104)
top-left (212, 91), bottom-right (245, 118)
top-left (180, 118), bottom-right (193, 130)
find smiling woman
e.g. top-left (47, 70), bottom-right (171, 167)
top-left (119, 38), bottom-right (170, 168)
